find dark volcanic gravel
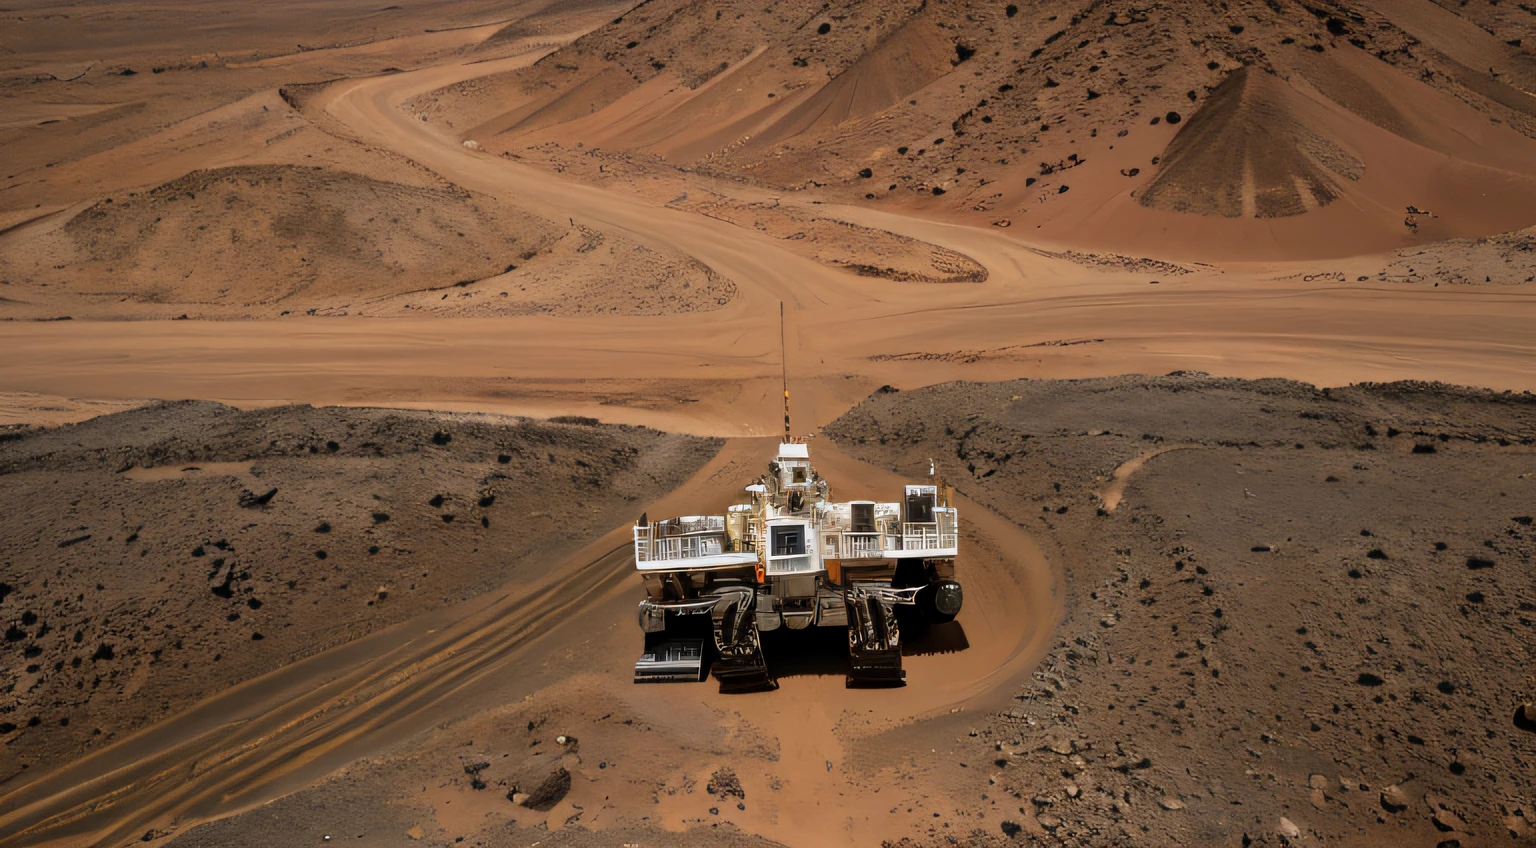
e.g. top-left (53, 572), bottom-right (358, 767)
top-left (829, 375), bottom-right (1536, 847)
top-left (0, 402), bottom-right (718, 774)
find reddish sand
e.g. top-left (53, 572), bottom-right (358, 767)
top-left (1, 2), bottom-right (1534, 846)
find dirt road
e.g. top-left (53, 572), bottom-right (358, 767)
top-left (0, 436), bottom-right (1058, 847)
top-left (2, 27), bottom-right (1534, 848)
top-left (2, 49), bottom-right (1534, 434)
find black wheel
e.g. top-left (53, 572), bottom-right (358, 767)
top-left (917, 580), bottom-right (963, 624)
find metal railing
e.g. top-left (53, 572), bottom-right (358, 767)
top-left (656, 515), bottom-right (725, 535)
top-left (893, 522), bottom-right (958, 552)
top-left (821, 524), bottom-right (957, 559)
top-left (634, 526), bottom-right (726, 564)
top-left (844, 532), bottom-right (885, 559)
top-left (765, 554), bottom-right (816, 575)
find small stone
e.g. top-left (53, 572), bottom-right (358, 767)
top-left (1515, 702), bottom-right (1536, 733)
top-left (406, 826), bottom-right (425, 840)
top-left (1046, 737), bottom-right (1074, 755)
top-left (1038, 814), bottom-right (1062, 830)
top-left (511, 793), bottom-right (530, 806)
top-left (1308, 774), bottom-right (1328, 790)
top-left (1278, 816), bottom-right (1302, 839)
top-left (707, 767), bottom-right (745, 800)
top-left (1380, 785), bottom-right (1408, 813)
top-left (1065, 784), bottom-right (1080, 799)
top-left (1159, 797), bottom-right (1185, 810)
top-left (1433, 807), bottom-right (1468, 832)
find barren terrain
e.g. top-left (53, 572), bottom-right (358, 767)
top-left (830, 375), bottom-right (1536, 847)
top-left (1, 0), bottom-right (1535, 846)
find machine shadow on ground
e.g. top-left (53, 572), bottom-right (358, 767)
top-left (752, 618), bottom-right (971, 683)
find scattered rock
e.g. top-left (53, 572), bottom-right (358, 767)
top-left (1278, 816), bottom-right (1302, 839)
top-left (238, 488), bottom-right (277, 508)
top-left (1380, 784), bottom-right (1408, 812)
top-left (1045, 736), bottom-right (1074, 755)
top-left (519, 767), bottom-right (571, 811)
top-left (1159, 796), bottom-right (1185, 810)
top-left (1515, 702), bottom-right (1536, 733)
top-left (1432, 805), bottom-right (1469, 833)
top-left (707, 767), bottom-right (745, 800)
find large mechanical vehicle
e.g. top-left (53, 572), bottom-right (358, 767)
top-left (631, 439), bottom-right (965, 691)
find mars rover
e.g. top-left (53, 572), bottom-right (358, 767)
top-left (631, 438), bottom-right (964, 691)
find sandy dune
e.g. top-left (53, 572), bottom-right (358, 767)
top-left (4, 10), bottom-right (1535, 421)
top-left (412, 0), bottom-right (1536, 258)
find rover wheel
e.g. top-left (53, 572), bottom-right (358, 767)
top-left (917, 580), bottom-right (964, 625)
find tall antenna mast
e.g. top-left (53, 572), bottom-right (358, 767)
top-left (780, 301), bottom-right (790, 442)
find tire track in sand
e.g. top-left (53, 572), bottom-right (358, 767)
top-left (0, 438), bottom-right (1061, 848)
top-left (0, 442), bottom-right (762, 846)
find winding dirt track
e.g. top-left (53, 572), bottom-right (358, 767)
top-left (1, 34), bottom-right (1534, 848)
top-left (0, 439), bottom-right (1057, 847)
top-left (0, 441), bottom-right (754, 846)
top-left (2, 48), bottom-right (1535, 434)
